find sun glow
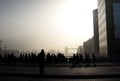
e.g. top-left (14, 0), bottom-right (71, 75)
top-left (57, 0), bottom-right (96, 42)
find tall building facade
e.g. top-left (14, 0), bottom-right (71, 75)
top-left (97, 0), bottom-right (120, 60)
top-left (93, 9), bottom-right (99, 57)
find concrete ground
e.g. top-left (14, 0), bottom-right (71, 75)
top-left (0, 65), bottom-right (120, 81)
top-left (0, 65), bottom-right (120, 75)
top-left (0, 76), bottom-right (120, 81)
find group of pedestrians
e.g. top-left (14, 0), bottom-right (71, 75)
top-left (71, 53), bottom-right (96, 67)
top-left (46, 52), bottom-right (66, 65)
top-left (0, 49), bottom-right (97, 74)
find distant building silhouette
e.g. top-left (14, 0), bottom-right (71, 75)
top-left (65, 46), bottom-right (68, 56)
top-left (77, 46), bottom-right (84, 55)
top-left (83, 38), bottom-right (94, 55)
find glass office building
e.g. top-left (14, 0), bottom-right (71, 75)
top-left (113, 3), bottom-right (120, 57)
top-left (113, 3), bottom-right (120, 38)
top-left (98, 0), bottom-right (108, 57)
top-left (97, 0), bottom-right (120, 61)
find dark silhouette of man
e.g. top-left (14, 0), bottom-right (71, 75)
top-left (38, 49), bottom-right (45, 74)
top-left (92, 53), bottom-right (96, 66)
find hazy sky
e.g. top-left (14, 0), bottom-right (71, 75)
top-left (0, 0), bottom-right (97, 52)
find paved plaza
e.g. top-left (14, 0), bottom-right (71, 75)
top-left (0, 65), bottom-right (120, 81)
top-left (0, 76), bottom-right (120, 81)
top-left (0, 65), bottom-right (120, 76)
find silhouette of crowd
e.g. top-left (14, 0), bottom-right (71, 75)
top-left (0, 49), bottom-right (97, 67)
top-left (46, 52), bottom-right (67, 65)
